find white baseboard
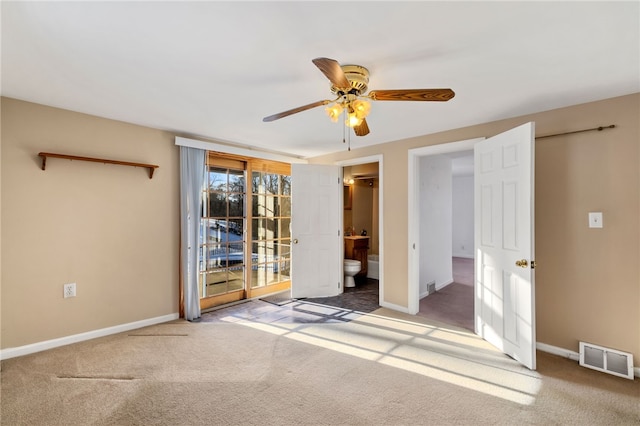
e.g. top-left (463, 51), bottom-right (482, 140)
top-left (0, 313), bottom-right (180, 360)
top-left (379, 300), bottom-right (411, 314)
top-left (536, 342), bottom-right (640, 378)
top-left (436, 279), bottom-right (454, 291)
top-left (452, 253), bottom-right (474, 259)
top-left (536, 342), bottom-right (580, 361)
top-left (419, 279), bottom-right (454, 299)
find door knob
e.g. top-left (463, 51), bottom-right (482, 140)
top-left (515, 259), bottom-right (528, 268)
top-left (293, 239), bottom-right (299, 244)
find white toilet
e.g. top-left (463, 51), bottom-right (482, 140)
top-left (343, 259), bottom-right (362, 288)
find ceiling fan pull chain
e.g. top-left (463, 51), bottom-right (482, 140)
top-left (342, 107), bottom-right (347, 145)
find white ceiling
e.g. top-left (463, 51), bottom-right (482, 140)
top-left (2, 2), bottom-right (638, 159)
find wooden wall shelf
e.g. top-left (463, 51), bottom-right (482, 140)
top-left (38, 152), bottom-right (159, 179)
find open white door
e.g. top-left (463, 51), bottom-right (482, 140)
top-left (290, 164), bottom-right (342, 298)
top-left (474, 122), bottom-right (536, 370)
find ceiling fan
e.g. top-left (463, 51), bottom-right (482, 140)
top-left (263, 57), bottom-right (455, 137)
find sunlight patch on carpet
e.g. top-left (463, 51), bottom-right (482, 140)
top-left (228, 308), bottom-right (542, 405)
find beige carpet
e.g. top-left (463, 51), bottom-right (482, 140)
top-left (418, 257), bottom-right (474, 331)
top-left (2, 306), bottom-right (638, 425)
top-left (418, 282), bottom-right (474, 331)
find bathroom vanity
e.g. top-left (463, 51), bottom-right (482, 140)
top-left (344, 236), bottom-right (369, 277)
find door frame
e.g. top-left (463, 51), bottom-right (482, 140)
top-left (335, 155), bottom-right (384, 305)
top-left (407, 138), bottom-right (484, 315)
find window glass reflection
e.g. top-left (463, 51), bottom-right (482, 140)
top-left (228, 169), bottom-right (245, 193)
top-left (208, 167), bottom-right (227, 192)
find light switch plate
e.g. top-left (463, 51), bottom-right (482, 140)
top-left (588, 212), bottom-right (603, 228)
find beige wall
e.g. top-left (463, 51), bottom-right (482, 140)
top-left (310, 93), bottom-right (640, 364)
top-left (1, 98), bottom-right (179, 348)
top-left (2, 94), bottom-right (638, 368)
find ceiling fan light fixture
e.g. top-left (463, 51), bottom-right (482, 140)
top-left (325, 103), bottom-right (343, 122)
top-left (346, 111), bottom-right (363, 128)
top-left (351, 99), bottom-right (371, 119)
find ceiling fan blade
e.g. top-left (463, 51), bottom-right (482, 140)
top-left (312, 57), bottom-right (351, 90)
top-left (353, 119), bottom-right (370, 137)
top-left (263, 100), bottom-right (330, 122)
top-left (368, 88), bottom-right (455, 102)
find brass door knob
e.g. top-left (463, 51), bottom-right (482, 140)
top-left (515, 259), bottom-right (529, 268)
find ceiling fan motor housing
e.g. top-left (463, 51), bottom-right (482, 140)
top-left (331, 65), bottom-right (369, 96)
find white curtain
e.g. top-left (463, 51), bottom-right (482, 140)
top-left (180, 146), bottom-right (205, 321)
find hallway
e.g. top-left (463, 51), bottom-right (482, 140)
top-left (417, 257), bottom-right (474, 331)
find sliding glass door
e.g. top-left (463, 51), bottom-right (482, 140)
top-left (197, 154), bottom-right (291, 310)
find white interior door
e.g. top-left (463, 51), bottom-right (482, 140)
top-left (474, 122), bottom-right (536, 370)
top-left (290, 164), bottom-right (342, 298)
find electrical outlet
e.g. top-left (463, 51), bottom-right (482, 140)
top-left (63, 283), bottom-right (76, 298)
top-left (588, 212), bottom-right (603, 228)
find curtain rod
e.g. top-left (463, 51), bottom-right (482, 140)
top-left (536, 125), bottom-right (616, 140)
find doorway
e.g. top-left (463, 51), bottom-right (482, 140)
top-left (407, 138), bottom-right (482, 316)
top-left (415, 150), bottom-right (475, 331)
top-left (336, 155), bottom-right (384, 307)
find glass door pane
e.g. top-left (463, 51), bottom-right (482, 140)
top-left (199, 164), bottom-right (246, 309)
top-left (249, 171), bottom-right (291, 294)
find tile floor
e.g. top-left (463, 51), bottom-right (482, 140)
top-left (200, 278), bottom-right (379, 324)
top-left (303, 277), bottom-right (380, 313)
top-left (200, 297), bottom-right (368, 324)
